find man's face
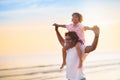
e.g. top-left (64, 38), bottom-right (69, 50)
top-left (65, 35), bottom-right (73, 46)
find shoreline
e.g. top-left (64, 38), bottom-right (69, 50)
top-left (0, 59), bottom-right (120, 80)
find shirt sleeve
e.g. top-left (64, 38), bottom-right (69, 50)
top-left (79, 23), bottom-right (85, 31)
top-left (65, 24), bottom-right (72, 31)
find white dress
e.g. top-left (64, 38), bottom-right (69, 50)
top-left (66, 45), bottom-right (86, 80)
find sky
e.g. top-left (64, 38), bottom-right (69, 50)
top-left (0, 0), bottom-right (120, 54)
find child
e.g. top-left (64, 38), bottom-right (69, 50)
top-left (53, 12), bottom-right (95, 69)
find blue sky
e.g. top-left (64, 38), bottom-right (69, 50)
top-left (0, 0), bottom-right (120, 21)
top-left (0, 0), bottom-right (120, 28)
top-left (0, 0), bottom-right (112, 12)
top-left (0, 0), bottom-right (119, 11)
top-left (0, 0), bottom-right (83, 11)
top-left (0, 0), bottom-right (119, 16)
top-left (0, 0), bottom-right (84, 23)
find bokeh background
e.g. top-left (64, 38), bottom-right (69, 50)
top-left (0, 0), bottom-right (120, 54)
top-left (0, 0), bottom-right (120, 80)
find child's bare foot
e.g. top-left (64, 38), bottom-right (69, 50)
top-left (60, 62), bottom-right (66, 69)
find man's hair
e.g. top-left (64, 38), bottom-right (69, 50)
top-left (72, 12), bottom-right (83, 22)
top-left (65, 31), bottom-right (79, 43)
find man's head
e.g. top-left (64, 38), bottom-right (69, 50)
top-left (65, 31), bottom-right (79, 46)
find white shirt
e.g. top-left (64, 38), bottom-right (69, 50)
top-left (66, 45), bottom-right (86, 80)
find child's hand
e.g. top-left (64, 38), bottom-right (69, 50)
top-left (93, 25), bottom-right (98, 30)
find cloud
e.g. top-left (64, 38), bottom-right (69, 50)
top-left (0, 0), bottom-right (82, 18)
top-left (0, 0), bottom-right (82, 11)
top-left (0, 0), bottom-right (56, 11)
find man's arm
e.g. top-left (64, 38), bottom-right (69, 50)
top-left (85, 26), bottom-right (100, 53)
top-left (55, 26), bottom-right (65, 47)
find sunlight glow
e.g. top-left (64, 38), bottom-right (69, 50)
top-left (0, 0), bottom-right (120, 54)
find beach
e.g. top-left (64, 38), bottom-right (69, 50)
top-left (0, 51), bottom-right (120, 80)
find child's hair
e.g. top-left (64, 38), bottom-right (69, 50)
top-left (65, 31), bottom-right (81, 43)
top-left (72, 12), bottom-right (83, 23)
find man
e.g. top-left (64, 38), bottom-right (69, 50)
top-left (54, 25), bottom-right (100, 80)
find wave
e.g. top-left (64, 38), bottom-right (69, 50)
top-left (0, 59), bottom-right (120, 80)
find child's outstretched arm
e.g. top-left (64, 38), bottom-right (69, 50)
top-left (84, 26), bottom-right (94, 31)
top-left (53, 23), bottom-right (66, 28)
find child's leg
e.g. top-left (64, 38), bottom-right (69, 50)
top-left (60, 47), bottom-right (67, 69)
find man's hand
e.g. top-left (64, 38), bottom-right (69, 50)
top-left (53, 23), bottom-right (59, 31)
top-left (93, 25), bottom-right (100, 36)
top-left (53, 23), bottom-right (58, 27)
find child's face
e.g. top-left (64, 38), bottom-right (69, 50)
top-left (72, 14), bottom-right (79, 24)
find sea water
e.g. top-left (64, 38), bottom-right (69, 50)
top-left (0, 51), bottom-right (120, 80)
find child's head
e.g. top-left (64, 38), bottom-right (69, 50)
top-left (72, 12), bottom-right (83, 23)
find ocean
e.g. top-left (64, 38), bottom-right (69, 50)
top-left (0, 51), bottom-right (120, 80)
